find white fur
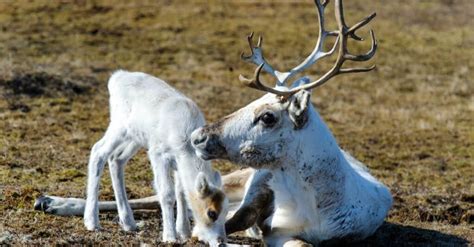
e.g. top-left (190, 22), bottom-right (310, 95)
top-left (82, 70), bottom-right (226, 244)
top-left (192, 91), bottom-right (393, 245)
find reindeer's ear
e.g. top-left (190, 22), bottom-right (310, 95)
top-left (288, 90), bottom-right (311, 130)
top-left (195, 172), bottom-right (211, 197)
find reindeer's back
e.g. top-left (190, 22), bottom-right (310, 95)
top-left (338, 151), bottom-right (392, 239)
top-left (107, 70), bottom-right (205, 148)
top-left (108, 70), bottom-right (182, 108)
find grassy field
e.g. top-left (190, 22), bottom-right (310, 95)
top-left (0, 0), bottom-right (472, 245)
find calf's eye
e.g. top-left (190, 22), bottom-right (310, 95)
top-left (207, 210), bottom-right (218, 221)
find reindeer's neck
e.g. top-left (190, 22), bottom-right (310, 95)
top-left (297, 107), bottom-right (342, 163)
top-left (284, 107), bottom-right (349, 191)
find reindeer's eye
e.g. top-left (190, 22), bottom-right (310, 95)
top-left (207, 210), bottom-right (218, 221)
top-left (260, 112), bottom-right (277, 127)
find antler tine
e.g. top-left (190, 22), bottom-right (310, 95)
top-left (348, 13), bottom-right (376, 41)
top-left (239, 64), bottom-right (293, 96)
top-left (344, 30), bottom-right (377, 61)
top-left (340, 64), bottom-right (376, 74)
top-left (240, 32), bottom-right (255, 60)
top-left (240, 32), bottom-right (280, 81)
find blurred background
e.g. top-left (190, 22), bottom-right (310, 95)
top-left (0, 0), bottom-right (472, 245)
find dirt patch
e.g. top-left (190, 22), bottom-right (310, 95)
top-left (419, 195), bottom-right (473, 225)
top-left (0, 72), bottom-right (98, 112)
top-left (1, 72), bottom-right (94, 98)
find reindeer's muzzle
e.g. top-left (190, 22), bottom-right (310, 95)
top-left (191, 128), bottom-right (227, 160)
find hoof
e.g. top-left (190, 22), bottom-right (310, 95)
top-left (85, 224), bottom-right (101, 231)
top-left (178, 233), bottom-right (191, 242)
top-left (84, 219), bottom-right (101, 231)
top-left (162, 235), bottom-right (179, 244)
top-left (121, 224), bottom-right (137, 232)
top-left (34, 196), bottom-right (53, 212)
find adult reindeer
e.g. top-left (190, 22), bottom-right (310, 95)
top-left (191, 0), bottom-right (392, 246)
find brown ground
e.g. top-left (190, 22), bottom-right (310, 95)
top-left (0, 0), bottom-right (472, 246)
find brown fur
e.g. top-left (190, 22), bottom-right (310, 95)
top-left (188, 189), bottom-right (225, 226)
top-left (207, 191), bottom-right (225, 217)
top-left (200, 114), bottom-right (234, 135)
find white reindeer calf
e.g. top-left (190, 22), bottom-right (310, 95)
top-left (191, 0), bottom-right (392, 246)
top-left (36, 70), bottom-right (228, 245)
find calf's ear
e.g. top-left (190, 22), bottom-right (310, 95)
top-left (288, 90), bottom-right (311, 130)
top-left (195, 172), bottom-right (211, 197)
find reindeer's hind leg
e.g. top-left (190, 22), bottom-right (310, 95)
top-left (149, 150), bottom-right (177, 242)
top-left (34, 196), bottom-right (88, 216)
top-left (222, 168), bottom-right (255, 203)
top-left (84, 125), bottom-right (126, 231)
top-left (34, 195), bottom-right (160, 216)
top-left (108, 141), bottom-right (140, 231)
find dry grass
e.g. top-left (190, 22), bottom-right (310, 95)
top-left (0, 0), bottom-right (472, 245)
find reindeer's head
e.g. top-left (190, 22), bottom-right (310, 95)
top-left (192, 0), bottom-right (377, 168)
top-left (192, 90), bottom-right (314, 167)
top-left (188, 171), bottom-right (228, 246)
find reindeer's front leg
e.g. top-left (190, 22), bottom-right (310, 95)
top-left (225, 170), bottom-right (274, 236)
top-left (174, 172), bottom-right (191, 241)
top-left (149, 151), bottom-right (178, 243)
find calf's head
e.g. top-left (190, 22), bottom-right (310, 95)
top-left (189, 172), bottom-right (228, 245)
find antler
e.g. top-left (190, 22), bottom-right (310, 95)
top-left (241, 0), bottom-right (337, 86)
top-left (239, 0), bottom-right (377, 99)
top-left (240, 32), bottom-right (282, 83)
top-left (239, 64), bottom-right (294, 97)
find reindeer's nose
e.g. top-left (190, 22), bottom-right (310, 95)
top-left (191, 128), bottom-right (228, 160)
top-left (192, 131), bottom-right (208, 146)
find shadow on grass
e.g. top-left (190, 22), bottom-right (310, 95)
top-left (322, 222), bottom-right (469, 247)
